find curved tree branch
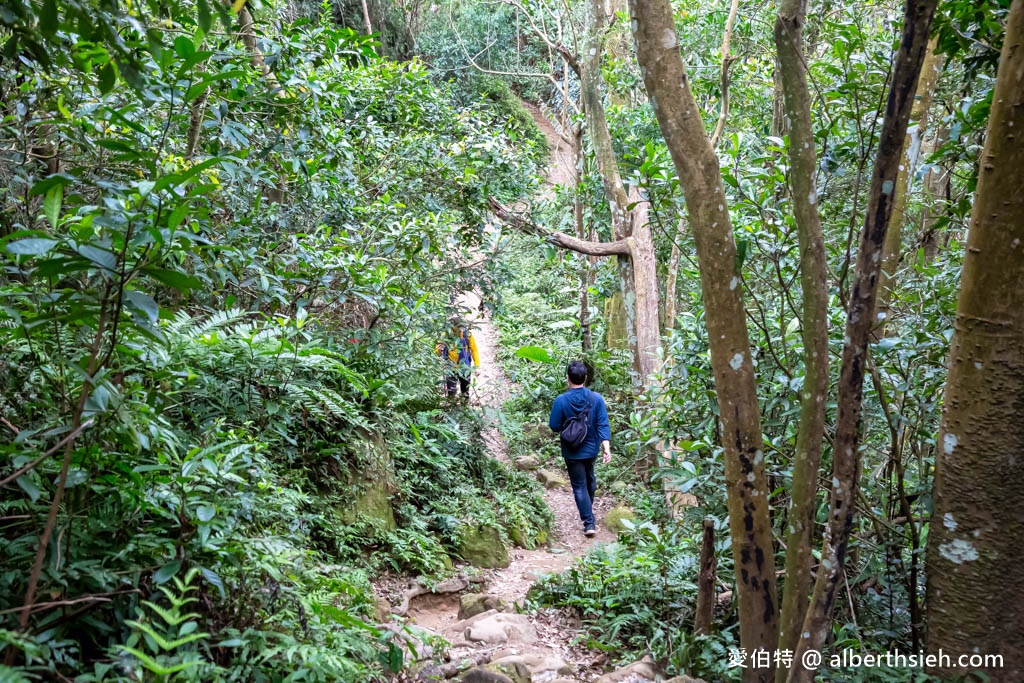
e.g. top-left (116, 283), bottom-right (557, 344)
top-left (488, 198), bottom-right (630, 256)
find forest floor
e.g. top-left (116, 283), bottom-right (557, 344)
top-left (393, 105), bottom-right (640, 682)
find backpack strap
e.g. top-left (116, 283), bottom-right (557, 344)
top-left (579, 388), bottom-right (594, 416)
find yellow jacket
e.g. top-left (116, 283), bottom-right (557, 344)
top-left (436, 330), bottom-right (479, 367)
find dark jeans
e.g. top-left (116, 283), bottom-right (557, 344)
top-left (445, 374), bottom-right (470, 396)
top-left (564, 457), bottom-right (597, 527)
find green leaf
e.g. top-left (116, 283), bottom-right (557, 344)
top-left (97, 62), bottom-right (116, 94)
top-left (196, 505), bottom-right (215, 522)
top-left (6, 238), bottom-right (58, 256)
top-left (167, 202), bottom-right (190, 231)
top-left (44, 184), bottom-right (62, 229)
top-left (77, 244), bottom-right (117, 271)
top-left (734, 238), bottom-right (749, 272)
top-left (29, 174), bottom-right (73, 196)
top-left (154, 560), bottom-right (182, 584)
top-left (39, 0), bottom-right (58, 36)
top-left (142, 266), bottom-right (201, 292)
top-left (515, 345), bottom-right (554, 363)
top-left (386, 642), bottom-right (402, 673)
top-left (201, 567), bottom-right (225, 598)
top-left (16, 475), bottom-right (42, 502)
top-left (173, 36), bottom-right (196, 60)
top-left (197, 0), bottom-right (212, 33)
top-left (124, 290), bottom-right (159, 324)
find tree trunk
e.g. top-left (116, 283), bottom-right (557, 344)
top-left (664, 219), bottom-right (684, 332)
top-left (926, 3), bottom-right (1024, 680)
top-left (876, 38), bottom-right (942, 328)
top-left (772, 0), bottom-right (830, 672)
top-left (581, 0), bottom-right (660, 384)
top-left (772, 62), bottom-right (788, 138)
top-left (917, 123), bottom-right (950, 264)
top-left (788, 2), bottom-right (938, 680)
top-left (709, 0), bottom-right (741, 149)
top-left (626, 192), bottom-right (661, 382)
top-left (361, 0), bottom-right (374, 35)
top-left (694, 518), bottom-right (718, 635)
top-left (628, 0), bottom-right (779, 678)
top-left (574, 125), bottom-right (594, 353)
top-left (238, 5), bottom-right (281, 94)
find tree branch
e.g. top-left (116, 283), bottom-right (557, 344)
top-left (709, 0), bottom-right (741, 149)
top-left (488, 198), bottom-right (630, 256)
top-left (501, 0), bottom-right (581, 76)
top-left (0, 419), bottom-right (96, 489)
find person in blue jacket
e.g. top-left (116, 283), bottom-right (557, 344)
top-left (548, 361), bottom-right (612, 537)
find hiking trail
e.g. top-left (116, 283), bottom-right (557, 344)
top-left (383, 104), bottom-right (657, 683)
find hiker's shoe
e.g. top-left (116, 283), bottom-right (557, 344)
top-left (584, 525), bottom-right (597, 537)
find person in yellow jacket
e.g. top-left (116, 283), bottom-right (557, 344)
top-left (436, 322), bottom-right (479, 398)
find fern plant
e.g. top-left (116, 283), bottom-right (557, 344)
top-left (118, 568), bottom-right (216, 680)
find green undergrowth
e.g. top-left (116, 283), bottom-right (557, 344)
top-left (0, 9), bottom-right (547, 678)
top-left (1, 310), bottom-right (550, 682)
top-left (530, 517), bottom-right (740, 680)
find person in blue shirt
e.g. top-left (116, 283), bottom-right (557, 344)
top-left (548, 361), bottom-right (612, 537)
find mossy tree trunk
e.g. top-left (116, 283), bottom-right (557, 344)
top-left (926, 2), bottom-right (1024, 680)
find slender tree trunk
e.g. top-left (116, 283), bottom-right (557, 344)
top-left (360, 0), bottom-right (374, 35)
top-left (772, 1), bottom-right (830, 672)
top-left (664, 0), bottom-right (738, 336)
top-left (917, 123), bottom-right (949, 264)
top-left (788, 2), bottom-right (938, 680)
top-left (237, 3), bottom-right (287, 202)
top-left (694, 518), bottom-right (718, 635)
top-left (629, 1), bottom-right (779, 678)
top-left (237, 5), bottom-right (281, 93)
top-left (876, 38), bottom-right (942, 328)
top-left (926, 3), bottom-right (1024, 680)
top-left (664, 220), bottom-right (684, 332)
top-left (772, 62), bottom-right (788, 138)
top-left (626, 192), bottom-right (661, 382)
top-left (573, 126), bottom-right (594, 354)
top-left (709, 0), bottom-right (741, 149)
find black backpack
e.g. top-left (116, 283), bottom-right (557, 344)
top-left (560, 390), bottom-right (594, 449)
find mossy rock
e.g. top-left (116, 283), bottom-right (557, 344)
top-left (509, 524), bottom-right (547, 550)
top-left (536, 469), bottom-right (567, 489)
top-left (458, 593), bottom-right (508, 620)
top-left (514, 455), bottom-right (541, 471)
top-left (338, 434), bottom-right (396, 530)
top-left (604, 505), bottom-right (635, 533)
top-left (461, 660), bottom-right (532, 683)
top-left (340, 480), bottom-right (396, 530)
top-left (459, 524), bottom-right (509, 569)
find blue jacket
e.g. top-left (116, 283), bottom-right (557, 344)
top-left (549, 387), bottom-right (611, 461)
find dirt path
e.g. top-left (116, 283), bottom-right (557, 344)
top-left (401, 105), bottom-right (620, 682)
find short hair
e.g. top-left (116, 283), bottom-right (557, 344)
top-left (567, 361), bottom-right (587, 385)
